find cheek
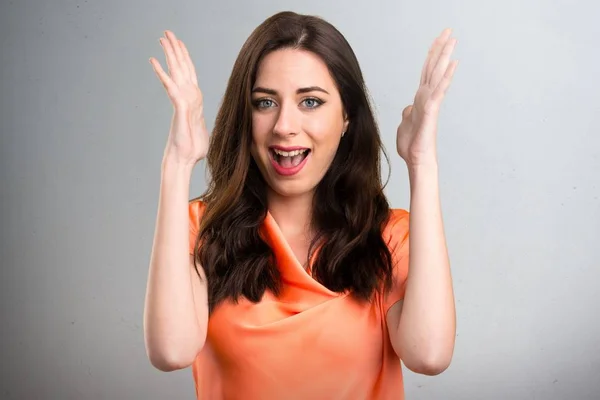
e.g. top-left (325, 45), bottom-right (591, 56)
top-left (306, 117), bottom-right (342, 152)
top-left (251, 115), bottom-right (271, 152)
top-left (305, 107), bottom-right (344, 138)
top-left (309, 133), bottom-right (341, 176)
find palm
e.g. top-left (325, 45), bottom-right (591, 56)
top-left (169, 84), bottom-right (208, 162)
top-left (150, 31), bottom-right (209, 165)
top-left (397, 29), bottom-right (458, 166)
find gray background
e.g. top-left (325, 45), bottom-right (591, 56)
top-left (1, 0), bottom-right (599, 399)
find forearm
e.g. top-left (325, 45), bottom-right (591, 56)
top-left (397, 161), bottom-right (455, 373)
top-left (144, 160), bottom-right (207, 370)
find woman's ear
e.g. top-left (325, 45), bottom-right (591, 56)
top-left (343, 114), bottom-right (349, 135)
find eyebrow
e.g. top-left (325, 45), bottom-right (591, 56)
top-left (251, 86), bottom-right (330, 95)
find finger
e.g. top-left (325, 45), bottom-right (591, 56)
top-left (420, 30), bottom-right (445, 86)
top-left (420, 46), bottom-right (434, 86)
top-left (426, 29), bottom-right (452, 82)
top-left (149, 57), bottom-right (176, 93)
top-left (165, 31), bottom-right (190, 79)
top-left (431, 60), bottom-right (458, 103)
top-left (421, 35), bottom-right (443, 86)
top-left (178, 39), bottom-right (198, 85)
top-left (425, 28), bottom-right (452, 85)
top-left (159, 36), bottom-right (182, 81)
top-left (430, 38), bottom-right (457, 88)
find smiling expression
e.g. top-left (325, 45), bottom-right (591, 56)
top-left (250, 48), bottom-right (349, 199)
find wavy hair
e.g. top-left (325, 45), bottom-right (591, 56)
top-left (192, 11), bottom-right (394, 312)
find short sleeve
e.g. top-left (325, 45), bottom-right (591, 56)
top-left (188, 199), bottom-right (206, 255)
top-left (381, 208), bottom-right (410, 313)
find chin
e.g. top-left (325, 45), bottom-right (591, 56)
top-left (267, 179), bottom-right (317, 198)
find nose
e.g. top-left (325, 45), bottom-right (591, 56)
top-left (272, 102), bottom-right (300, 137)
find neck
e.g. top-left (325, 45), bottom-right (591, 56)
top-left (266, 189), bottom-right (314, 237)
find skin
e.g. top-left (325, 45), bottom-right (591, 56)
top-left (145, 31), bottom-right (210, 371)
top-left (387, 28), bottom-right (458, 375)
top-left (146, 27), bottom-right (458, 375)
top-left (250, 48), bottom-right (348, 258)
top-left (250, 32), bottom-right (458, 375)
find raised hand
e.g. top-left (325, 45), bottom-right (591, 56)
top-left (150, 30), bottom-right (209, 166)
top-left (396, 28), bottom-right (458, 167)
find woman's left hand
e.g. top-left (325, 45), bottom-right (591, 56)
top-left (397, 28), bottom-right (458, 167)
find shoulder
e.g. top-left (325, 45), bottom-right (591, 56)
top-left (379, 208), bottom-right (411, 311)
top-left (189, 198), bottom-right (206, 217)
top-left (388, 208), bottom-right (409, 225)
top-left (383, 208), bottom-right (410, 241)
top-left (188, 198), bottom-right (206, 233)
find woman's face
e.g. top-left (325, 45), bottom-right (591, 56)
top-left (250, 48), bottom-right (349, 199)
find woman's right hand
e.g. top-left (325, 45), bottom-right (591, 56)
top-left (150, 31), bottom-right (209, 167)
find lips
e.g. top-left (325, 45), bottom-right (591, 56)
top-left (269, 145), bottom-right (310, 152)
top-left (267, 146), bottom-right (311, 176)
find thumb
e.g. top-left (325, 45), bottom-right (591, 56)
top-left (402, 105), bottom-right (413, 119)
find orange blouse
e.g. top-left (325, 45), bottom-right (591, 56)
top-left (188, 200), bottom-right (410, 399)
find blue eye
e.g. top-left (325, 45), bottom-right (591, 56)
top-left (302, 98), bottom-right (322, 109)
top-left (253, 97), bottom-right (324, 110)
top-left (256, 99), bottom-right (275, 109)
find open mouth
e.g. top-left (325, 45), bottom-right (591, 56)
top-left (269, 148), bottom-right (311, 168)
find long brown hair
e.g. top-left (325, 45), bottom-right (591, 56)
top-left (192, 11), bottom-right (394, 313)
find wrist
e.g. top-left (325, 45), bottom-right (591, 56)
top-left (407, 161), bottom-right (439, 189)
top-left (407, 160), bottom-right (438, 176)
top-left (161, 157), bottom-right (195, 177)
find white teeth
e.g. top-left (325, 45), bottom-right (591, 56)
top-left (272, 148), bottom-right (308, 157)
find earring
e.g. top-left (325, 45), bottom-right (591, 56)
top-left (342, 130), bottom-right (346, 138)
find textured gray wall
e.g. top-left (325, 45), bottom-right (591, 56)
top-left (1, 0), bottom-right (599, 399)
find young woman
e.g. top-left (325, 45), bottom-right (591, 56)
top-left (144, 11), bottom-right (457, 400)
